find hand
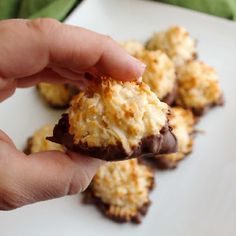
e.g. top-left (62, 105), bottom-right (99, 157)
top-left (0, 19), bottom-right (145, 210)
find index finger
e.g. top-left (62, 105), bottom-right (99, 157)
top-left (0, 19), bottom-right (145, 81)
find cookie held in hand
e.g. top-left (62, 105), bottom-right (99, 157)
top-left (48, 78), bottom-right (177, 161)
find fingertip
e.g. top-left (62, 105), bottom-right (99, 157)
top-left (65, 151), bottom-right (105, 193)
top-left (99, 56), bottom-right (146, 82)
top-left (92, 34), bottom-right (145, 81)
top-left (126, 56), bottom-right (146, 81)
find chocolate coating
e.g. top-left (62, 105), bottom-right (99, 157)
top-left (47, 114), bottom-right (177, 161)
top-left (24, 137), bottom-right (33, 155)
top-left (162, 82), bottom-right (177, 106)
top-left (157, 154), bottom-right (188, 169)
top-left (191, 94), bottom-right (224, 116)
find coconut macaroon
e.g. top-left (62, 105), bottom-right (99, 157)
top-left (146, 26), bottom-right (196, 67)
top-left (154, 107), bottom-right (195, 169)
top-left (37, 83), bottom-right (79, 109)
top-left (83, 159), bottom-right (154, 223)
top-left (137, 50), bottom-right (176, 105)
top-left (25, 124), bottom-right (65, 154)
top-left (119, 40), bottom-right (144, 57)
top-left (176, 60), bottom-right (223, 116)
top-left (48, 78), bottom-right (177, 161)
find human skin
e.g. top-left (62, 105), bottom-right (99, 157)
top-left (0, 19), bottom-right (145, 210)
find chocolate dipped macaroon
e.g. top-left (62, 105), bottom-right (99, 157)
top-left (153, 107), bottom-right (195, 169)
top-left (137, 50), bottom-right (177, 105)
top-left (83, 159), bottom-right (154, 224)
top-left (146, 26), bottom-right (197, 67)
top-left (48, 78), bottom-right (177, 161)
top-left (176, 60), bottom-right (224, 116)
top-left (121, 41), bottom-right (177, 105)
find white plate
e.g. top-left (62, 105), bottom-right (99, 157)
top-left (1, 0), bottom-right (236, 235)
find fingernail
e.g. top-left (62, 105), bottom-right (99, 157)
top-left (138, 62), bottom-right (146, 78)
top-left (135, 60), bottom-right (146, 77)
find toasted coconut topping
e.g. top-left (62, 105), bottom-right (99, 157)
top-left (137, 50), bottom-right (176, 99)
top-left (176, 60), bottom-right (222, 110)
top-left (68, 78), bottom-right (169, 154)
top-left (91, 159), bottom-right (154, 222)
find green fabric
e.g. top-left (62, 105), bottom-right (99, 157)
top-left (0, 0), bottom-right (21, 19)
top-left (1, 0), bottom-right (236, 21)
top-left (158, 0), bottom-right (236, 20)
top-left (0, 0), bottom-right (80, 21)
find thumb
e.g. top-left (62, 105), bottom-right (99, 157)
top-left (0, 137), bottom-right (104, 210)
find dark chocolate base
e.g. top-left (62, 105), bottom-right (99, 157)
top-left (162, 82), bottom-right (177, 106)
top-left (141, 155), bottom-right (178, 170)
top-left (191, 94), bottom-right (224, 116)
top-left (156, 152), bottom-right (191, 169)
top-left (82, 190), bottom-right (151, 224)
top-left (154, 155), bottom-right (179, 169)
top-left (24, 137), bottom-right (33, 155)
top-left (141, 149), bottom-right (193, 170)
top-left (174, 94), bottom-right (224, 117)
top-left (47, 114), bottom-right (177, 161)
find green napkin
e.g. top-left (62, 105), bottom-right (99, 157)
top-left (158, 0), bottom-right (236, 20)
top-left (0, 0), bottom-right (81, 21)
top-left (1, 0), bottom-right (236, 21)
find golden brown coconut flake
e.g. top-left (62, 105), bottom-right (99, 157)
top-left (137, 50), bottom-right (176, 103)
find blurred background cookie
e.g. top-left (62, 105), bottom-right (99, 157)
top-left (119, 40), bottom-right (144, 57)
top-left (25, 124), bottom-right (65, 154)
top-left (176, 60), bottom-right (224, 116)
top-left (120, 41), bottom-right (177, 105)
top-left (48, 78), bottom-right (177, 161)
top-left (146, 26), bottom-right (197, 67)
top-left (153, 107), bottom-right (195, 169)
top-left (37, 83), bottom-right (79, 109)
top-left (137, 50), bottom-right (176, 105)
top-left (83, 159), bottom-right (154, 224)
